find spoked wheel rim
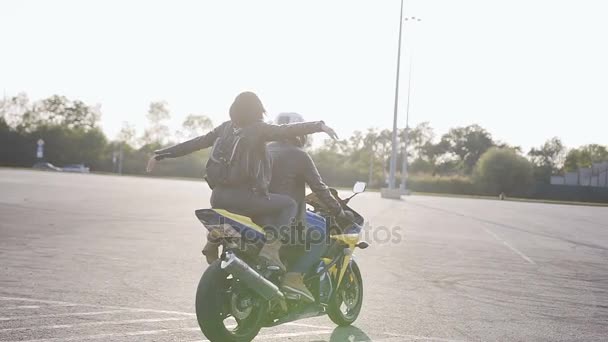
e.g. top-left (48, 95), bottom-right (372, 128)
top-left (217, 275), bottom-right (266, 338)
top-left (338, 268), bottom-right (363, 320)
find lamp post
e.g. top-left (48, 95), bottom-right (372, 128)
top-left (387, 0), bottom-right (405, 191)
top-left (383, 1), bottom-right (421, 199)
top-left (400, 16), bottom-right (421, 194)
top-left (400, 61), bottom-right (412, 193)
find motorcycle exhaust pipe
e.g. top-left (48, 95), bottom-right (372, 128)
top-left (221, 251), bottom-right (285, 301)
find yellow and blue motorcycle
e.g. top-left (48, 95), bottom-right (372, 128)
top-left (194, 182), bottom-right (369, 342)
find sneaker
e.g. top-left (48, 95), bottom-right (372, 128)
top-left (258, 240), bottom-right (286, 272)
top-left (280, 273), bottom-right (314, 303)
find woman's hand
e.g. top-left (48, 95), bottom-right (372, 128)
top-left (321, 123), bottom-right (339, 140)
top-left (146, 155), bottom-right (157, 173)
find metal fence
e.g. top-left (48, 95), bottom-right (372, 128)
top-left (551, 162), bottom-right (608, 188)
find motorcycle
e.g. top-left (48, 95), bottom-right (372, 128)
top-left (193, 182), bottom-right (369, 342)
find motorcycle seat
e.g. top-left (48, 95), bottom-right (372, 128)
top-left (195, 208), bottom-right (266, 243)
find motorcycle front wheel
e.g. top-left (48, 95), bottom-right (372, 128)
top-left (327, 259), bottom-right (363, 326)
top-left (195, 260), bottom-right (267, 342)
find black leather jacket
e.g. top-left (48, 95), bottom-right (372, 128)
top-left (267, 141), bottom-right (343, 223)
top-left (155, 120), bottom-right (326, 195)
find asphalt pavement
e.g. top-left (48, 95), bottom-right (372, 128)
top-left (1, 169), bottom-right (607, 341)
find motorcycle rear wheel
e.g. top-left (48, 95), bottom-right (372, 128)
top-left (327, 259), bottom-right (363, 326)
top-left (196, 260), bottom-right (266, 342)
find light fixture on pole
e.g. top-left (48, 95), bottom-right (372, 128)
top-left (400, 16), bottom-right (421, 194)
top-left (382, 2), bottom-right (421, 199)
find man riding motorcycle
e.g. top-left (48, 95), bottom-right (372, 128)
top-left (267, 112), bottom-right (351, 302)
top-left (201, 111), bottom-right (349, 302)
top-left (147, 91), bottom-right (339, 277)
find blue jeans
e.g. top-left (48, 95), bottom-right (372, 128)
top-left (210, 185), bottom-right (297, 235)
top-left (290, 222), bottom-right (327, 273)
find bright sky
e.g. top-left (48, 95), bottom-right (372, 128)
top-left (1, 0), bottom-right (607, 151)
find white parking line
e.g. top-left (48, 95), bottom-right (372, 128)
top-left (251, 330), bottom-right (333, 340)
top-left (187, 330), bottom-right (334, 342)
top-left (1, 304), bottom-right (78, 310)
top-left (0, 296), bottom-right (195, 317)
top-left (483, 227), bottom-right (536, 264)
top-left (0, 310), bottom-right (130, 322)
top-left (1, 305), bottom-right (41, 310)
top-left (284, 322), bottom-right (333, 329)
top-left (0, 297), bottom-right (71, 305)
top-left (0, 296), bottom-right (334, 342)
top-left (6, 328), bottom-right (334, 342)
top-left (385, 332), bottom-right (468, 342)
top-left (0, 317), bottom-right (191, 332)
top-left (4, 328), bottom-right (202, 342)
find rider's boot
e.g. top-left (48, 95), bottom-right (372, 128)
top-left (258, 240), bottom-right (286, 272)
top-left (202, 241), bottom-right (219, 264)
top-left (202, 231), bottom-right (221, 264)
top-left (280, 273), bottom-right (314, 303)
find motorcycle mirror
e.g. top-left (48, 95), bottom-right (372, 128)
top-left (352, 182), bottom-right (367, 194)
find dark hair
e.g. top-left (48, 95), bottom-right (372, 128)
top-left (229, 91), bottom-right (266, 127)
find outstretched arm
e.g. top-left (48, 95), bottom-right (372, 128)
top-left (302, 152), bottom-right (344, 216)
top-left (146, 121), bottom-right (227, 172)
top-left (259, 121), bottom-right (339, 142)
top-left (155, 122), bottom-right (227, 159)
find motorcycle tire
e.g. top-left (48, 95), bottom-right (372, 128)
top-left (327, 259), bottom-right (363, 326)
top-left (195, 260), bottom-right (264, 342)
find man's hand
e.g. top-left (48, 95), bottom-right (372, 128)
top-left (337, 209), bottom-right (356, 222)
top-left (321, 123), bottom-right (339, 140)
top-left (146, 156), bottom-right (157, 173)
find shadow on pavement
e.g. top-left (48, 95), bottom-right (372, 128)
top-left (310, 325), bottom-right (373, 342)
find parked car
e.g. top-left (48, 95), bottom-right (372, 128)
top-left (32, 162), bottom-right (62, 172)
top-left (62, 164), bottom-right (90, 173)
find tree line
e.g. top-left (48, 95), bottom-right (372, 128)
top-left (1, 93), bottom-right (607, 198)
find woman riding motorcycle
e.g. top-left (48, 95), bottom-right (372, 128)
top-left (146, 91), bottom-right (339, 275)
top-left (267, 112), bottom-right (350, 302)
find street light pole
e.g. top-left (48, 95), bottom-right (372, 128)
top-left (399, 16), bottom-right (421, 193)
top-left (400, 59), bottom-right (413, 192)
top-left (388, 0), bottom-right (405, 190)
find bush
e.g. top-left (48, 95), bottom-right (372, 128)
top-left (473, 147), bottom-right (534, 196)
top-left (407, 174), bottom-right (476, 195)
top-left (310, 150), bottom-right (370, 188)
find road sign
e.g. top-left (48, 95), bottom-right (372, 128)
top-left (36, 139), bottom-right (44, 159)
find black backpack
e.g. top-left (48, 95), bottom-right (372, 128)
top-left (205, 123), bottom-right (246, 189)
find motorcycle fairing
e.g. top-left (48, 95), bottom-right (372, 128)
top-left (195, 208), bottom-right (266, 243)
top-left (330, 223), bottom-right (363, 288)
top-left (305, 211), bottom-right (326, 230)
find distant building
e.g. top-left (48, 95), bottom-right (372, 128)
top-left (551, 162), bottom-right (608, 187)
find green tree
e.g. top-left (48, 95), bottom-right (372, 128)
top-left (142, 101), bottom-right (171, 145)
top-left (474, 147), bottom-right (534, 196)
top-left (13, 95), bottom-right (100, 132)
top-left (563, 144), bottom-right (608, 171)
top-left (116, 121), bottom-right (137, 146)
top-left (419, 139), bottom-right (450, 175)
top-left (403, 122), bottom-right (434, 160)
top-left (363, 129), bottom-right (380, 185)
top-left (408, 157), bottom-right (434, 174)
top-left (440, 124), bottom-right (495, 174)
top-left (0, 92), bottom-right (31, 128)
top-left (528, 137), bottom-right (565, 182)
top-left (177, 114), bottom-right (213, 140)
